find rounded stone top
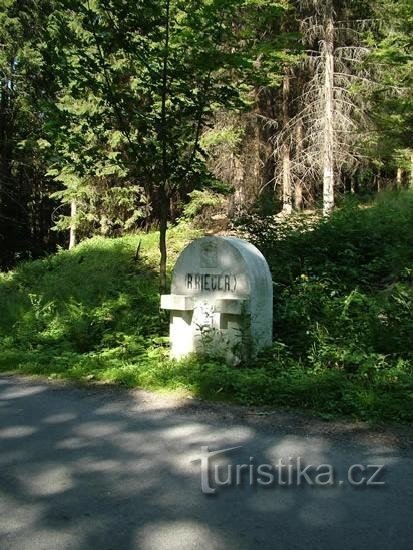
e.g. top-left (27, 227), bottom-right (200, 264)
top-left (171, 236), bottom-right (272, 300)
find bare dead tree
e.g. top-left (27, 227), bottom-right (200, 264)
top-left (68, 200), bottom-right (77, 250)
top-left (281, 72), bottom-right (292, 214)
top-left (270, 0), bottom-right (373, 215)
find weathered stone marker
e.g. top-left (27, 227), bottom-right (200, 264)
top-left (161, 236), bottom-right (272, 364)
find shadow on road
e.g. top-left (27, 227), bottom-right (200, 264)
top-left (0, 376), bottom-right (412, 549)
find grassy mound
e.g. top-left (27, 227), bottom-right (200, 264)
top-left (0, 224), bottom-right (197, 382)
top-left (1, 192), bottom-right (413, 422)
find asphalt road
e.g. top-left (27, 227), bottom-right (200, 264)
top-left (0, 375), bottom-right (412, 550)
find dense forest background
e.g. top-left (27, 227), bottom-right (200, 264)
top-left (0, 0), bottom-right (412, 278)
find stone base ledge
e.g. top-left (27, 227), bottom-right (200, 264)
top-left (214, 298), bottom-right (247, 315)
top-left (161, 294), bottom-right (194, 311)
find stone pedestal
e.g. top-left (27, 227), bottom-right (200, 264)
top-left (161, 236), bottom-right (272, 364)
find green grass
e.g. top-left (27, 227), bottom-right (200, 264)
top-left (1, 193), bottom-right (413, 423)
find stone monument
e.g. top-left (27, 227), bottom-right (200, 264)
top-left (161, 236), bottom-right (272, 365)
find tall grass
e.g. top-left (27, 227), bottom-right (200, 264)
top-left (1, 193), bottom-right (412, 422)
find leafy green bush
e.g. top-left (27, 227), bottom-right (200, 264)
top-left (182, 190), bottom-right (223, 220)
top-left (181, 189), bottom-right (228, 231)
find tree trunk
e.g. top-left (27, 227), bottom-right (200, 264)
top-left (376, 168), bottom-right (381, 192)
top-left (396, 167), bottom-right (403, 189)
top-left (159, 0), bottom-right (171, 294)
top-left (158, 185), bottom-right (168, 294)
top-left (410, 151), bottom-right (413, 188)
top-left (0, 81), bottom-right (13, 250)
top-left (294, 119), bottom-right (303, 210)
top-left (69, 200), bottom-right (77, 250)
top-left (322, 12), bottom-right (335, 216)
top-left (282, 73), bottom-right (292, 214)
top-left (100, 213), bottom-right (109, 236)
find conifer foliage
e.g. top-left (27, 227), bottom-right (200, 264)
top-left (0, 0), bottom-right (411, 272)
